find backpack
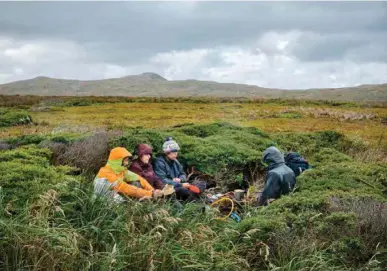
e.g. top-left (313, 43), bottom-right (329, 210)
top-left (285, 152), bottom-right (310, 177)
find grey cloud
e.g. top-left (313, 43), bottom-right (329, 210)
top-left (1, 2), bottom-right (386, 65)
top-left (291, 31), bottom-right (387, 62)
top-left (0, 2), bottom-right (386, 87)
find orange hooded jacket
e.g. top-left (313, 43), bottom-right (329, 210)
top-left (95, 147), bottom-right (154, 198)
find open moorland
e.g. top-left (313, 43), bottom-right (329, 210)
top-left (1, 95), bottom-right (387, 270)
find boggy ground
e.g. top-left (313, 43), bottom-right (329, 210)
top-left (1, 96), bottom-right (386, 148)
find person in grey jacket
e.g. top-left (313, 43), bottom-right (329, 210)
top-left (258, 146), bottom-right (296, 206)
top-left (155, 137), bottom-right (200, 201)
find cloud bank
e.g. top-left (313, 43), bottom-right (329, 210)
top-left (1, 2), bottom-right (386, 89)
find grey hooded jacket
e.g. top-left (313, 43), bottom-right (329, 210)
top-left (259, 147), bottom-right (296, 205)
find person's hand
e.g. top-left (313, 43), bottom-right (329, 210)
top-left (152, 189), bottom-right (163, 198)
top-left (182, 183), bottom-right (191, 188)
top-left (173, 178), bottom-right (181, 183)
top-left (267, 198), bottom-right (276, 204)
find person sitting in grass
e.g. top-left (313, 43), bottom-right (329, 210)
top-left (258, 146), bottom-right (296, 206)
top-left (94, 147), bottom-right (163, 202)
top-left (154, 137), bottom-right (202, 201)
top-left (129, 144), bottom-right (164, 190)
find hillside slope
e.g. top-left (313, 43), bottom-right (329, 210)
top-left (0, 73), bottom-right (386, 102)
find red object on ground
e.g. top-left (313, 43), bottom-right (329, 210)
top-left (188, 185), bottom-right (201, 194)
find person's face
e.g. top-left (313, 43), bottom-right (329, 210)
top-left (166, 151), bottom-right (178, 160)
top-left (122, 157), bottom-right (131, 167)
top-left (141, 154), bottom-right (151, 164)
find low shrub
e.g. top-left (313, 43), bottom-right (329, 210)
top-left (0, 145), bottom-right (78, 210)
top-left (1, 122), bottom-right (385, 270)
top-left (0, 108), bottom-right (33, 127)
top-left (5, 134), bottom-right (47, 147)
top-left (111, 122), bottom-right (274, 188)
top-left (272, 130), bottom-right (345, 158)
top-left (297, 162), bottom-right (387, 197)
top-left (312, 147), bottom-right (353, 165)
top-left (37, 131), bottom-right (119, 175)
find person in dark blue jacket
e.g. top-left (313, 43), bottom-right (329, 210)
top-left (258, 147), bottom-right (296, 205)
top-left (155, 137), bottom-right (202, 201)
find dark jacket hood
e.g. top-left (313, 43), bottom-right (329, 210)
top-left (262, 147), bottom-right (285, 165)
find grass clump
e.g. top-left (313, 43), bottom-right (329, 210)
top-left (0, 186), bottom-right (249, 271)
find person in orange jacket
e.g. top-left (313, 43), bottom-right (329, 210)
top-left (94, 147), bottom-right (163, 201)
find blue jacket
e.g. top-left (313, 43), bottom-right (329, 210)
top-left (154, 155), bottom-right (187, 186)
top-left (259, 147), bottom-right (296, 205)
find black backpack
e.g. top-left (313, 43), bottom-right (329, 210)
top-left (285, 152), bottom-right (311, 177)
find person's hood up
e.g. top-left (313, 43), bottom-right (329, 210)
top-left (262, 146), bottom-right (285, 165)
top-left (107, 147), bottom-right (132, 173)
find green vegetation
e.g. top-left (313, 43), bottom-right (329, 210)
top-left (0, 145), bottom-right (77, 209)
top-left (2, 94), bottom-right (385, 109)
top-left (0, 95), bottom-right (386, 270)
top-left (0, 120), bottom-right (386, 270)
top-left (0, 108), bottom-right (32, 127)
top-left (111, 123), bottom-right (274, 188)
top-left (1, 96), bottom-right (386, 152)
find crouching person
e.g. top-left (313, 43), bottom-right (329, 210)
top-left (94, 147), bottom-right (162, 202)
top-left (154, 137), bottom-right (201, 201)
top-left (258, 147), bottom-right (296, 206)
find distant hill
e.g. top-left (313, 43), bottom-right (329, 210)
top-left (0, 73), bottom-right (386, 102)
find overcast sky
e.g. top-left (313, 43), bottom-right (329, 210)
top-left (0, 1), bottom-right (386, 89)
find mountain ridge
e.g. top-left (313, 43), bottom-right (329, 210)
top-left (1, 73), bottom-right (386, 102)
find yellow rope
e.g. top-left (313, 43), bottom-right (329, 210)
top-left (210, 197), bottom-right (235, 220)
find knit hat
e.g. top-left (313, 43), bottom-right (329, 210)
top-left (163, 137), bottom-right (180, 153)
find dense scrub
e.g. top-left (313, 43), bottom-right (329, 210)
top-left (110, 123), bottom-right (274, 189)
top-left (0, 122), bottom-right (386, 270)
top-left (0, 145), bottom-right (78, 210)
top-left (0, 108), bottom-right (32, 127)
